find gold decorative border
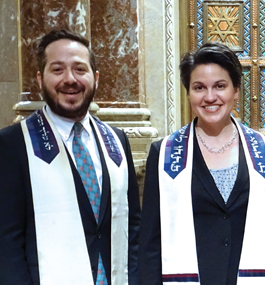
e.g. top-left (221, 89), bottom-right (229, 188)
top-left (189, 0), bottom-right (196, 51)
top-left (252, 0), bottom-right (259, 129)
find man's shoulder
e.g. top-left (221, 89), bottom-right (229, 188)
top-left (0, 122), bottom-right (26, 156)
top-left (108, 124), bottom-right (124, 136)
top-left (108, 125), bottom-right (127, 147)
top-left (0, 122), bottom-right (22, 138)
top-left (92, 116), bottom-right (125, 139)
top-left (100, 122), bottom-right (129, 151)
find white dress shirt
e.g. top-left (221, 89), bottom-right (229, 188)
top-left (46, 106), bottom-right (103, 192)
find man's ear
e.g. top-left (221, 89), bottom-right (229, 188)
top-left (37, 71), bottom-right (42, 89)
top-left (95, 71), bottom-right (99, 89)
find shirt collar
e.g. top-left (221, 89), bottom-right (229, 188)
top-left (45, 105), bottom-right (92, 141)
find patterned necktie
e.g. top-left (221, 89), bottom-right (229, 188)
top-left (72, 122), bottom-right (108, 285)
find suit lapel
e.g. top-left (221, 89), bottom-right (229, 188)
top-left (193, 132), bottom-right (249, 211)
top-left (193, 134), bottom-right (228, 212)
top-left (90, 122), bottom-right (110, 227)
top-left (226, 138), bottom-right (249, 208)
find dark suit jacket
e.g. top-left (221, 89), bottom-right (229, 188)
top-left (139, 133), bottom-right (249, 285)
top-left (0, 121), bottom-right (141, 285)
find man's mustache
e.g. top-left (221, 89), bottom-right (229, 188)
top-left (56, 83), bottom-right (83, 93)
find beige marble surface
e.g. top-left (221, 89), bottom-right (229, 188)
top-left (0, 0), bottom-right (20, 128)
top-left (140, 0), bottom-right (182, 138)
top-left (0, 83), bottom-right (19, 128)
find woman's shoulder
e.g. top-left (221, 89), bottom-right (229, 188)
top-left (150, 123), bottom-right (192, 154)
top-left (150, 139), bottom-right (163, 150)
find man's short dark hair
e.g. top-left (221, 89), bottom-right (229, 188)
top-left (37, 29), bottom-right (97, 76)
top-left (180, 42), bottom-right (242, 92)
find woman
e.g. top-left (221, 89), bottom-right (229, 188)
top-left (139, 42), bottom-right (265, 285)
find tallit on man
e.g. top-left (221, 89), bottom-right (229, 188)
top-left (0, 29), bottom-right (140, 285)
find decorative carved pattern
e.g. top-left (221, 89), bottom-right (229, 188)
top-left (189, 0), bottom-right (196, 51)
top-left (232, 100), bottom-right (240, 118)
top-left (121, 127), bottom-right (158, 138)
top-left (205, 4), bottom-right (241, 48)
top-left (196, 0), bottom-right (204, 47)
top-left (242, 68), bottom-right (251, 126)
top-left (260, 0), bottom-right (265, 56)
top-left (232, 98), bottom-right (240, 120)
top-left (259, 2), bottom-right (265, 129)
top-left (192, 0), bottom-right (254, 127)
top-left (193, 0), bottom-right (251, 56)
top-left (165, 0), bottom-right (176, 134)
top-left (260, 69), bottom-right (265, 127)
top-left (239, 0), bottom-right (251, 57)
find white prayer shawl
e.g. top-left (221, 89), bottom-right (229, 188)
top-left (89, 115), bottom-right (129, 285)
top-left (21, 107), bottom-right (129, 285)
top-left (159, 118), bottom-right (265, 284)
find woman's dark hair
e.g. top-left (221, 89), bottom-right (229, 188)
top-left (37, 29), bottom-right (97, 77)
top-left (180, 42), bottom-right (242, 92)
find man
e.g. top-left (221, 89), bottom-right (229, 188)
top-left (0, 29), bottom-right (140, 285)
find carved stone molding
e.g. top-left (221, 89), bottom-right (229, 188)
top-left (119, 127), bottom-right (158, 138)
top-left (96, 107), bottom-right (151, 122)
top-left (165, 0), bottom-right (176, 134)
top-left (96, 107), bottom-right (158, 138)
top-left (13, 101), bottom-right (46, 123)
top-left (12, 101), bottom-right (100, 123)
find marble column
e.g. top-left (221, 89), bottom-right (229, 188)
top-left (0, 0), bottom-right (20, 128)
top-left (14, 0), bottom-right (146, 118)
top-left (90, 0), bottom-right (158, 180)
top-left (90, 0), bottom-right (141, 108)
top-left (13, 0), bottom-right (90, 121)
top-left (12, 0), bottom-right (163, 182)
top-left (20, 0), bottom-right (90, 101)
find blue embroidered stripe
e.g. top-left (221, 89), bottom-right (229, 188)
top-left (162, 273), bottom-right (199, 282)
top-left (93, 116), bottom-right (123, 167)
top-left (240, 123), bottom-right (265, 179)
top-left (239, 269), bottom-right (265, 277)
top-left (164, 123), bottom-right (190, 179)
top-left (26, 110), bottom-right (59, 164)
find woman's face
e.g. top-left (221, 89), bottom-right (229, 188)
top-left (189, 63), bottom-right (239, 128)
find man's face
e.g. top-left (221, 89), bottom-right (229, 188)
top-left (37, 39), bottom-right (99, 121)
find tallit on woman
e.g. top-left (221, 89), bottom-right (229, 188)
top-left (139, 42), bottom-right (265, 285)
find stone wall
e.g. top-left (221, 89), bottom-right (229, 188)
top-left (1, 0), bottom-right (182, 197)
top-left (0, 0), bottom-right (20, 129)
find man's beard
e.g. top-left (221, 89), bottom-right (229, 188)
top-left (41, 82), bottom-right (96, 120)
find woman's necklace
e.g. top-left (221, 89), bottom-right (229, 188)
top-left (197, 128), bottom-right (238, 154)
